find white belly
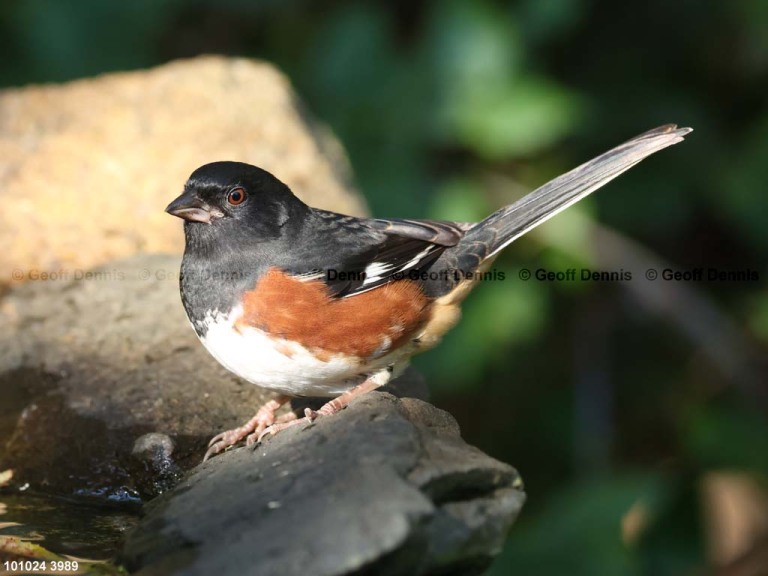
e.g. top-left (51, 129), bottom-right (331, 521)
top-left (195, 306), bottom-right (403, 397)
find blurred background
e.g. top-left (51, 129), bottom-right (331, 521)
top-left (2, 1), bottom-right (767, 574)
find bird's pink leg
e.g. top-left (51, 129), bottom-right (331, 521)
top-left (204, 394), bottom-right (291, 461)
top-left (258, 369), bottom-right (392, 442)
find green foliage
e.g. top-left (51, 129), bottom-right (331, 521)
top-left (428, 176), bottom-right (493, 223)
top-left (721, 114), bottom-right (768, 254)
top-left (431, 0), bottom-right (581, 159)
top-left (489, 476), bottom-right (651, 576)
top-left (683, 402), bottom-right (768, 473)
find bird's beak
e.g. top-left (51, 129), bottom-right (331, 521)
top-left (165, 192), bottom-right (214, 224)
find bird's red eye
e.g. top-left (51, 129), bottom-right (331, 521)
top-left (227, 187), bottom-right (247, 205)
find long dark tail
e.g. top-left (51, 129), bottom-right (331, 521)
top-left (451, 124), bottom-right (692, 273)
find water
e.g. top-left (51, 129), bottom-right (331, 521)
top-left (0, 490), bottom-right (138, 574)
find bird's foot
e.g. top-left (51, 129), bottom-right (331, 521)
top-left (203, 394), bottom-right (290, 461)
top-left (256, 408), bottom-right (319, 442)
top-left (257, 369), bottom-right (393, 442)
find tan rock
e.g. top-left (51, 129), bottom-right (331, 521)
top-left (0, 56), bottom-right (366, 283)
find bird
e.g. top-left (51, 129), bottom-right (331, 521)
top-left (166, 124), bottom-right (691, 461)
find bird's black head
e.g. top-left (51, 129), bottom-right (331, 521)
top-left (166, 162), bottom-right (310, 248)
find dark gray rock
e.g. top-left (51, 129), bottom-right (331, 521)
top-left (120, 392), bottom-right (525, 576)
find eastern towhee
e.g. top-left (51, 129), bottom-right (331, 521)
top-left (166, 124), bottom-right (691, 461)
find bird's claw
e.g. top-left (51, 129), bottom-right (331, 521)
top-left (204, 423), bottom-right (266, 460)
top-left (256, 408), bottom-right (318, 443)
top-left (202, 401), bottom-right (288, 461)
top-left (203, 440), bottom-right (228, 462)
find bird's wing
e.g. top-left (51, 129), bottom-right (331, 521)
top-left (292, 214), bottom-right (470, 297)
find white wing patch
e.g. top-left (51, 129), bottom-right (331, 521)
top-left (294, 270), bottom-right (325, 282)
top-left (399, 246), bottom-right (435, 273)
top-left (362, 261), bottom-right (394, 284)
top-left (361, 245), bottom-right (436, 287)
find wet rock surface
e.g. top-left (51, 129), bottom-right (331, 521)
top-left (120, 392), bottom-right (525, 576)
